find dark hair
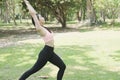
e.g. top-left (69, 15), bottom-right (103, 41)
top-left (32, 14), bottom-right (39, 26)
top-left (32, 14), bottom-right (51, 33)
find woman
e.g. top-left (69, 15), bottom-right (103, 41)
top-left (19, 0), bottom-right (66, 80)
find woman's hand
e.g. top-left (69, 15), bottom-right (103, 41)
top-left (24, 0), bottom-right (29, 5)
top-left (23, 0), bottom-right (37, 14)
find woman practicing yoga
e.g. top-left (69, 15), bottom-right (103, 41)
top-left (19, 0), bottom-right (66, 80)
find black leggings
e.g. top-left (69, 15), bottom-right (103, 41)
top-left (19, 45), bottom-right (66, 80)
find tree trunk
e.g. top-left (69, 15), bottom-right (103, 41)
top-left (77, 11), bottom-right (81, 22)
top-left (56, 14), bottom-right (66, 28)
top-left (102, 10), bottom-right (106, 22)
top-left (3, 0), bottom-right (10, 23)
top-left (54, 7), bottom-right (67, 28)
top-left (11, 0), bottom-right (17, 25)
top-left (61, 17), bottom-right (66, 28)
top-left (0, 2), bottom-right (1, 21)
top-left (87, 0), bottom-right (97, 25)
top-left (81, 0), bottom-right (87, 20)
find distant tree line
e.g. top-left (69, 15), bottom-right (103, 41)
top-left (0, 0), bottom-right (120, 28)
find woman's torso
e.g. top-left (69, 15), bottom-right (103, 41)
top-left (42, 27), bottom-right (54, 47)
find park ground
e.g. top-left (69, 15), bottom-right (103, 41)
top-left (0, 23), bottom-right (120, 80)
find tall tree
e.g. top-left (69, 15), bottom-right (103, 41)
top-left (81, 0), bottom-right (87, 20)
top-left (94, 0), bottom-right (120, 23)
top-left (0, 0), bottom-right (3, 21)
top-left (11, 0), bottom-right (17, 25)
top-left (3, 0), bottom-right (11, 23)
top-left (87, 0), bottom-right (97, 25)
top-left (22, 0), bottom-right (79, 28)
top-left (0, 0), bottom-right (18, 25)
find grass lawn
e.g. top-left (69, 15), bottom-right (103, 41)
top-left (0, 30), bottom-right (120, 80)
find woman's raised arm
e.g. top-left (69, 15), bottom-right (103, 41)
top-left (23, 0), bottom-right (45, 35)
top-left (24, 0), bottom-right (37, 14)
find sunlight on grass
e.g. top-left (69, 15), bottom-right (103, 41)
top-left (0, 30), bottom-right (120, 80)
top-left (18, 39), bottom-right (43, 44)
top-left (55, 32), bottom-right (81, 46)
top-left (45, 63), bottom-right (58, 78)
top-left (68, 55), bottom-right (84, 64)
top-left (16, 59), bottom-right (36, 67)
top-left (73, 65), bottom-right (89, 71)
top-left (0, 53), bottom-right (11, 62)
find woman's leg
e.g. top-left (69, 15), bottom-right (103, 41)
top-left (49, 52), bottom-right (66, 80)
top-left (19, 51), bottom-right (48, 80)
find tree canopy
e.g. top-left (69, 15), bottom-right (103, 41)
top-left (22, 0), bottom-right (81, 28)
top-left (0, 0), bottom-right (120, 27)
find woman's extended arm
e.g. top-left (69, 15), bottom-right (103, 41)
top-left (24, 0), bottom-right (37, 14)
top-left (24, 0), bottom-right (45, 35)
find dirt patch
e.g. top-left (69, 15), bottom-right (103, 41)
top-left (0, 27), bottom-right (78, 35)
top-left (0, 27), bottom-right (78, 48)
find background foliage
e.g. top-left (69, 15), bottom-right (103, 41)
top-left (0, 0), bottom-right (120, 27)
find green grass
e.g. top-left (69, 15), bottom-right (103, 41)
top-left (99, 22), bottom-right (120, 29)
top-left (0, 30), bottom-right (120, 80)
top-left (0, 19), bottom-right (33, 30)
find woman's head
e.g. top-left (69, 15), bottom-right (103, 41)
top-left (32, 14), bottom-right (45, 26)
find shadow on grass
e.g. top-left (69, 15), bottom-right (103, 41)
top-left (0, 27), bottom-right (76, 41)
top-left (0, 43), bottom-right (44, 80)
top-left (0, 44), bottom-right (120, 80)
top-left (110, 50), bottom-right (120, 61)
top-left (56, 45), bottom-right (120, 80)
top-left (0, 26), bottom-right (95, 38)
